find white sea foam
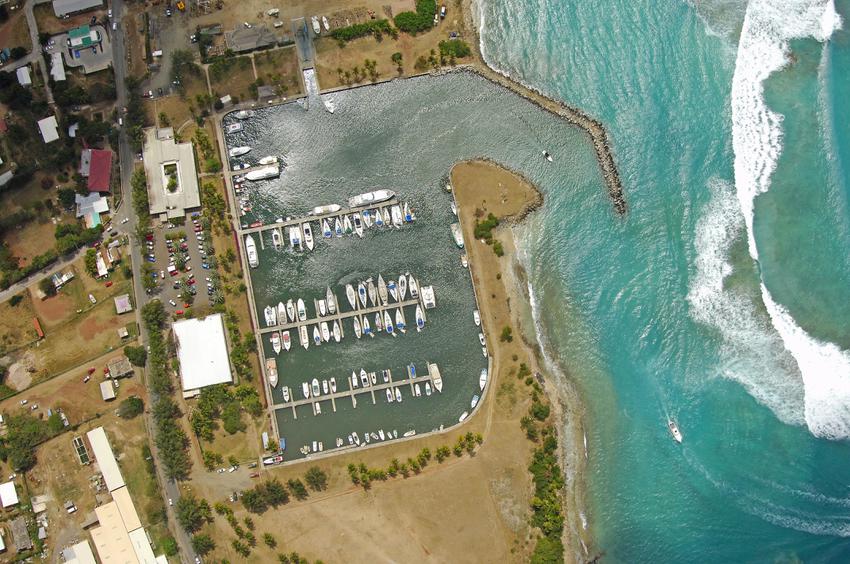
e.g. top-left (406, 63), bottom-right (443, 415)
top-left (730, 0), bottom-right (849, 438)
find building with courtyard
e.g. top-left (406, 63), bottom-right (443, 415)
top-left (142, 127), bottom-right (200, 220)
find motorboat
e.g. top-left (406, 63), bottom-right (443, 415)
top-left (313, 326), bottom-right (322, 346)
top-left (429, 362), bottom-right (443, 392)
top-left (352, 213), bottom-right (364, 238)
top-left (384, 310), bottom-right (394, 336)
top-left (357, 282), bottom-right (367, 308)
top-left (470, 394), bottom-right (479, 409)
top-left (479, 333), bottom-right (486, 346)
top-left (378, 429), bottom-right (385, 441)
top-left (370, 372), bottom-right (377, 385)
top-left (311, 15), bottom-right (321, 34)
top-left (245, 166), bottom-right (279, 181)
top-left (271, 228), bottom-right (283, 250)
top-left (362, 210), bottom-right (373, 228)
top-left (345, 284), bottom-right (357, 309)
top-left (318, 299), bottom-right (327, 317)
top-left (353, 316), bottom-right (362, 338)
top-left (322, 380), bottom-right (329, 394)
top-left (234, 110), bottom-right (254, 120)
top-left (302, 382), bottom-right (310, 399)
top-left (263, 454), bottom-right (284, 465)
top-left (395, 308), bottom-right (406, 333)
top-left (302, 222), bottom-right (314, 251)
top-left (334, 217), bottom-right (343, 237)
top-left (226, 122), bottom-right (243, 133)
top-left (415, 305), bottom-right (425, 332)
top-left (461, 254), bottom-right (469, 268)
top-left (378, 275), bottom-right (388, 305)
top-left (479, 368), bottom-right (488, 391)
top-left (282, 330), bottom-right (291, 351)
top-left (323, 97), bottom-right (335, 114)
top-left (297, 299), bottom-right (307, 321)
top-left (383, 369), bottom-right (390, 383)
top-left (351, 371), bottom-right (358, 388)
top-left (287, 299), bottom-right (296, 322)
top-left (403, 202), bottom-right (414, 222)
top-left (245, 235), bottom-right (258, 268)
top-left (322, 219), bottom-right (332, 238)
top-left (332, 321), bottom-right (341, 343)
top-left (425, 381), bottom-right (432, 396)
top-left (348, 189), bottom-right (395, 208)
top-left (266, 358), bottom-right (278, 387)
top-left (543, 150), bottom-right (553, 162)
top-left (395, 388), bottom-right (402, 402)
top-left (326, 287), bottom-right (336, 314)
top-left (451, 201), bottom-right (458, 216)
top-left (311, 204), bottom-right (342, 215)
top-left (322, 15), bottom-right (330, 30)
top-left (408, 275), bottom-right (419, 299)
top-left (414, 383), bottom-right (421, 397)
top-left (451, 223), bottom-right (465, 248)
top-left (229, 146), bottom-right (251, 157)
top-left (270, 332), bottom-right (281, 355)
top-left (311, 378), bottom-right (320, 397)
top-left (315, 403), bottom-right (322, 415)
top-left (299, 325), bottom-right (309, 349)
top-left (264, 305), bottom-right (276, 327)
top-left (277, 301), bottom-right (287, 324)
top-left (289, 225), bottom-right (301, 249)
top-left (367, 278), bottom-right (377, 306)
top-left (342, 214), bottom-right (352, 234)
top-left (458, 411), bottom-right (469, 422)
top-left (282, 386), bottom-right (290, 402)
top-left (374, 312), bottom-right (383, 332)
top-left (347, 435), bottom-right (354, 445)
top-left (473, 310), bottom-right (481, 326)
top-left (360, 369), bottom-right (369, 387)
top-left (482, 346), bottom-right (488, 357)
top-left (364, 433), bottom-right (370, 444)
top-left (398, 275), bottom-right (407, 300)
top-left (258, 155), bottom-right (278, 165)
top-left (668, 419), bottom-right (683, 443)
top-left (374, 209), bottom-right (384, 227)
top-left (330, 377), bottom-right (337, 393)
top-left (391, 205), bottom-right (403, 227)
top-left (353, 432), bottom-right (361, 445)
top-left (403, 430), bottom-right (416, 438)
top-left (387, 279), bottom-right (398, 302)
top-left (320, 321), bottom-right (330, 342)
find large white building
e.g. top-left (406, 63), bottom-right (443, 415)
top-left (172, 313), bottom-right (233, 396)
top-left (142, 127), bottom-right (200, 220)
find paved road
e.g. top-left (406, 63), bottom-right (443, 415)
top-left (111, 0), bottom-right (197, 561)
top-left (0, 246), bottom-right (87, 303)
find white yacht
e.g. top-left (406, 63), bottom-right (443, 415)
top-left (374, 209), bottom-right (384, 227)
top-left (282, 386), bottom-right (290, 402)
top-left (403, 202), bottom-right (414, 222)
top-left (360, 369), bottom-right (369, 387)
top-left (322, 15), bottom-right (330, 30)
top-left (384, 310), bottom-right (394, 336)
top-left (395, 388), bottom-right (402, 402)
top-left (458, 411), bottom-right (469, 422)
top-left (425, 381), bottom-right (432, 396)
top-left (318, 299), bottom-right (327, 317)
top-left (334, 217), bottom-right (343, 237)
top-left (311, 15), bottom-right (321, 34)
top-left (302, 222), bottom-right (314, 251)
top-left (345, 284), bottom-right (357, 309)
top-left (326, 287), bottom-right (336, 314)
top-left (258, 155), bottom-right (278, 165)
top-left (311, 204), bottom-right (342, 215)
top-left (479, 368), bottom-right (488, 391)
top-left (362, 210), bottom-right (373, 228)
top-left (277, 302), bottom-right (286, 324)
top-left (330, 377), bottom-right (337, 393)
top-left (302, 382), bottom-right (310, 399)
top-left (286, 299), bottom-right (296, 322)
top-left (266, 358), bottom-right (278, 387)
top-left (245, 166), bottom-right (279, 181)
top-left (342, 214), bottom-right (352, 234)
top-left (386, 388), bottom-right (394, 403)
top-left (362, 315), bottom-right (372, 337)
top-left (313, 326), bottom-right (322, 346)
top-left (387, 278), bottom-right (398, 302)
top-left (245, 235), bottom-right (259, 268)
top-left (320, 321), bottom-right (330, 342)
top-left (282, 330), bottom-right (291, 351)
top-left (299, 325), bottom-right (309, 349)
top-left (367, 278), bottom-right (377, 306)
top-left (270, 332), bottom-right (281, 355)
top-left (395, 308), bottom-right (406, 333)
top-left (322, 379), bottom-right (329, 394)
top-left (351, 371), bottom-right (359, 388)
top-left (668, 419), bottom-right (683, 443)
top-left (348, 189), bottom-right (395, 208)
top-left (263, 305), bottom-right (276, 327)
top-left (461, 254), bottom-right (469, 268)
top-left (297, 298), bottom-right (307, 321)
top-left (353, 213), bottom-right (364, 237)
top-left (311, 378), bottom-right (320, 397)
top-left (289, 225), bottom-right (301, 249)
top-left (374, 311), bottom-right (383, 332)
top-left (428, 362), bottom-right (443, 392)
top-left (357, 282), bottom-right (367, 308)
top-left (234, 110), bottom-right (254, 120)
top-left (229, 146), bottom-right (251, 157)
top-left (322, 219), bottom-right (332, 238)
top-left (470, 394), bottom-right (479, 409)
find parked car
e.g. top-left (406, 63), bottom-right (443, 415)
top-left (169, 300), bottom-right (177, 306)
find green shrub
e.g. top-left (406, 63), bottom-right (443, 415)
top-left (394, 0), bottom-right (436, 34)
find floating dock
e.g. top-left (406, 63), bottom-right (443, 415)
top-left (259, 297), bottom-right (421, 335)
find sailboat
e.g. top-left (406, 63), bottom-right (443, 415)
top-left (408, 275), bottom-right (418, 299)
top-left (302, 382), bottom-right (310, 399)
top-left (375, 311), bottom-right (383, 332)
top-left (386, 388), bottom-right (394, 403)
top-left (395, 388), bottom-right (402, 402)
top-left (322, 219), bottom-right (332, 238)
top-left (357, 282), bottom-right (367, 308)
top-left (332, 321), bottom-right (341, 343)
top-left (399, 275), bottom-right (407, 300)
top-left (384, 310), bottom-right (394, 336)
top-left (387, 279), bottom-right (398, 302)
top-left (318, 299), bottom-right (327, 317)
top-left (277, 301), bottom-right (286, 324)
top-left (334, 217), bottom-right (343, 237)
top-left (395, 308), bottom-right (406, 333)
top-left (283, 299), bottom-right (294, 322)
top-left (330, 377), bottom-right (337, 393)
top-left (353, 213), bottom-right (364, 238)
top-left (302, 222), bottom-right (314, 251)
top-left (343, 214), bottom-right (353, 234)
top-left (415, 305), bottom-right (425, 332)
top-left (391, 205), bottom-right (403, 227)
top-left (367, 278), bottom-right (377, 306)
top-left (299, 325), bottom-right (309, 349)
top-left (351, 371), bottom-right (359, 388)
top-left (320, 321), bottom-right (330, 342)
top-left (362, 315), bottom-right (372, 337)
top-left (374, 209), bottom-right (384, 227)
top-left (403, 202), bottom-right (413, 222)
top-left (326, 287), bottom-right (336, 314)
top-left (382, 369), bottom-right (389, 383)
top-left (297, 299), bottom-right (307, 321)
top-left (378, 275), bottom-right (388, 305)
top-left (353, 316), bottom-right (362, 338)
top-left (282, 330), bottom-right (291, 351)
top-left (270, 332), bottom-right (281, 354)
top-left (383, 207), bottom-right (391, 225)
top-left (345, 284), bottom-right (357, 309)
top-left (313, 326), bottom-right (322, 346)
top-left (362, 210), bottom-right (373, 228)
top-left (289, 226), bottom-right (301, 249)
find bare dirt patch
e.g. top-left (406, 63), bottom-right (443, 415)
top-left (30, 291), bottom-right (74, 326)
top-left (0, 8), bottom-right (31, 53)
top-left (253, 47), bottom-right (303, 98)
top-left (0, 292), bottom-right (37, 353)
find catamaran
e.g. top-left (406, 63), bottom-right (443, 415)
top-left (479, 368), bottom-right (488, 391)
top-left (384, 310), bottom-right (394, 336)
top-left (320, 321), bottom-right (330, 342)
top-left (345, 284), bottom-right (357, 309)
top-left (246, 235), bottom-right (259, 268)
top-left (229, 146), bottom-right (251, 157)
top-left (286, 299), bottom-right (296, 322)
top-left (282, 330), bottom-right (291, 351)
top-left (415, 305), bottom-right (425, 332)
top-left (322, 219), bottom-right (332, 238)
top-left (668, 419), bottom-right (683, 443)
top-left (297, 299), bottom-right (307, 321)
top-left (271, 228), bottom-right (283, 250)
top-left (348, 189), bottom-right (395, 208)
top-left (395, 308), bottom-right (406, 333)
top-left (302, 222), bottom-right (314, 251)
top-left (353, 213), bottom-right (364, 237)
top-left (299, 325), bottom-right (309, 349)
top-left (357, 282), bottom-right (367, 308)
top-left (326, 287), bottom-right (336, 314)
top-left (264, 305), bottom-right (276, 327)
top-left (311, 378), bottom-right (320, 397)
top-left (429, 362), bottom-right (443, 392)
top-left (342, 214), bottom-right (352, 234)
top-left (313, 326), bottom-right (322, 346)
top-left (391, 205), bottom-right (403, 227)
top-left (367, 278), bottom-right (377, 306)
top-left (387, 279), bottom-right (398, 302)
top-left (408, 275), bottom-right (418, 299)
top-left (289, 226), bottom-right (301, 249)
top-left (353, 316), bottom-right (362, 339)
top-left (265, 358), bottom-right (278, 387)
top-left (332, 321), bottom-right (341, 343)
top-left (334, 217), bottom-right (343, 237)
top-left (378, 275), bottom-right (388, 305)
top-left (399, 275), bottom-right (407, 300)
top-left (270, 332), bottom-right (281, 355)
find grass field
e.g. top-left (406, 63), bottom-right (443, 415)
top-left (0, 291), bottom-right (38, 354)
top-left (208, 56), bottom-right (256, 102)
top-left (253, 47), bottom-right (303, 99)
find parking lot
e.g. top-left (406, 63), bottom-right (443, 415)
top-left (144, 214), bottom-right (221, 314)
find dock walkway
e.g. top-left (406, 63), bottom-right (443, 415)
top-left (259, 297), bottom-right (420, 335)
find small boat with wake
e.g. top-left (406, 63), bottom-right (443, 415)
top-left (668, 419), bottom-right (683, 443)
top-left (543, 150), bottom-right (553, 162)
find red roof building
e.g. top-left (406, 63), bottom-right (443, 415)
top-left (87, 149), bottom-right (112, 193)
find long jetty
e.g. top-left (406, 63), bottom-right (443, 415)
top-left (259, 297), bottom-right (420, 335)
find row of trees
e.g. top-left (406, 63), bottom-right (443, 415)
top-left (329, 19), bottom-right (393, 42)
top-left (240, 467), bottom-right (327, 514)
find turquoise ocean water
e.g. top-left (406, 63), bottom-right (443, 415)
top-left (476, 0), bottom-right (850, 561)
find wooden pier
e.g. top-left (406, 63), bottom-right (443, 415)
top-left (259, 297), bottom-right (421, 336)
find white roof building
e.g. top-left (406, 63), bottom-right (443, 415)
top-left (173, 314), bottom-right (233, 394)
top-left (16, 66), bottom-right (31, 87)
top-left (142, 127), bottom-right (200, 219)
top-left (38, 116), bottom-right (60, 144)
top-left (62, 540), bottom-right (97, 564)
top-left (53, 0), bottom-right (103, 17)
top-left (86, 427), bottom-right (125, 492)
top-left (51, 52), bottom-right (67, 82)
top-left (0, 481), bottom-right (19, 508)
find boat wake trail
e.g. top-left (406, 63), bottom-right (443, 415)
top-left (729, 0), bottom-right (850, 439)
